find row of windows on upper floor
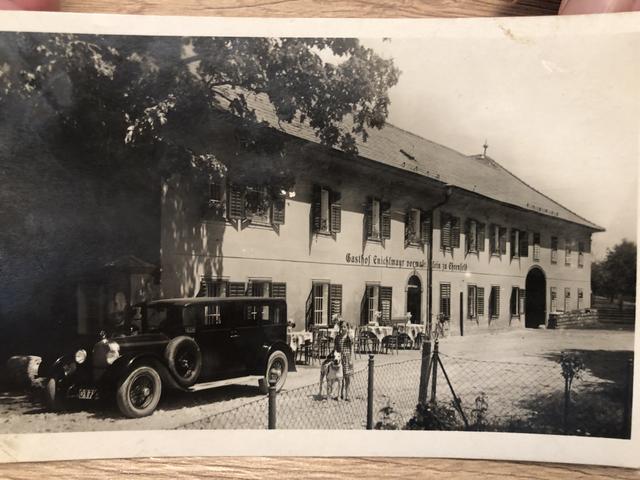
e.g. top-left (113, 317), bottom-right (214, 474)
top-left (206, 181), bottom-right (588, 266)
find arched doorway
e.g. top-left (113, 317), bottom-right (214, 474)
top-left (406, 275), bottom-right (422, 323)
top-left (525, 267), bottom-right (546, 328)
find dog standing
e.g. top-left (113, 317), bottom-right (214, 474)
top-left (318, 350), bottom-right (343, 400)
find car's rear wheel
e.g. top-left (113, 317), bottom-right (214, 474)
top-left (258, 350), bottom-right (288, 394)
top-left (44, 377), bottom-right (65, 412)
top-left (116, 366), bottom-right (162, 418)
top-left (164, 336), bottom-right (202, 388)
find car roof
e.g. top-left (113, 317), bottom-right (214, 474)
top-left (147, 296), bottom-right (286, 307)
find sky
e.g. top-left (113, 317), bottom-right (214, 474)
top-left (363, 27), bottom-right (639, 260)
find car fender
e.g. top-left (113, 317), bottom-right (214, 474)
top-left (47, 355), bottom-right (77, 382)
top-left (256, 342), bottom-right (296, 373)
top-left (104, 353), bottom-right (185, 391)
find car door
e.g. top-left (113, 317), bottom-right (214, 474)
top-left (194, 302), bottom-right (244, 381)
top-left (230, 300), bottom-right (264, 375)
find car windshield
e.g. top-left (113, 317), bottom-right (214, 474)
top-left (144, 305), bottom-right (182, 332)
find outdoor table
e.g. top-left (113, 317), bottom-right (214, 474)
top-left (360, 324), bottom-right (393, 344)
top-left (396, 323), bottom-right (426, 346)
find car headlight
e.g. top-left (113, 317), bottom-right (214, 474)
top-left (75, 349), bottom-right (87, 364)
top-left (106, 341), bottom-right (120, 365)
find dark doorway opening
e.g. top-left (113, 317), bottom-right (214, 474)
top-left (407, 275), bottom-right (422, 324)
top-left (525, 267), bottom-right (546, 328)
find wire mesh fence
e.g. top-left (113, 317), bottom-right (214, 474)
top-left (177, 346), bottom-right (632, 437)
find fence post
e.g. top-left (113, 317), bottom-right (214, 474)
top-left (563, 377), bottom-right (570, 435)
top-left (623, 357), bottom-right (634, 438)
top-left (268, 376), bottom-right (277, 430)
top-left (367, 354), bottom-right (374, 430)
top-left (430, 340), bottom-right (439, 403)
top-left (418, 340), bottom-right (432, 404)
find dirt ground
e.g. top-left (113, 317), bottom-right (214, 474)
top-left (0, 328), bottom-right (634, 433)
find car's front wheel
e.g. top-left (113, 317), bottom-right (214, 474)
top-left (116, 366), bottom-right (162, 418)
top-left (258, 350), bottom-right (288, 394)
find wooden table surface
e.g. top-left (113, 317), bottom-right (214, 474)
top-left (2, 0), bottom-right (637, 478)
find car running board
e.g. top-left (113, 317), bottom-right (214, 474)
top-left (187, 375), bottom-right (263, 392)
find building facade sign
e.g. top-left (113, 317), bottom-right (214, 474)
top-left (345, 253), bottom-right (426, 269)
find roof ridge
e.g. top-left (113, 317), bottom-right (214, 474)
top-left (474, 154), bottom-right (604, 231)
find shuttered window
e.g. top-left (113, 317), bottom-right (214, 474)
top-left (565, 240), bottom-right (572, 266)
top-left (489, 286), bottom-right (500, 319)
top-left (198, 278), bottom-right (228, 298)
top-left (313, 186), bottom-right (341, 234)
top-left (520, 231), bottom-right (529, 258)
top-left (406, 209), bottom-right (430, 246)
top-left (490, 224), bottom-right (505, 255)
top-left (519, 288), bottom-right (526, 316)
top-left (440, 283), bottom-right (451, 320)
top-left (440, 213), bottom-right (460, 251)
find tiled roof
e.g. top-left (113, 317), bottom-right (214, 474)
top-left (214, 87), bottom-right (604, 231)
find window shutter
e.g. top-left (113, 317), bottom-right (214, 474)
top-left (441, 212), bottom-right (451, 249)
top-left (380, 286), bottom-right (392, 324)
top-left (489, 224), bottom-right (497, 254)
top-left (440, 283), bottom-right (451, 319)
top-left (499, 227), bottom-right (507, 255)
top-left (452, 216), bottom-right (461, 248)
top-left (312, 185), bottom-right (322, 232)
top-left (272, 282), bottom-right (286, 298)
top-left (197, 278), bottom-right (208, 297)
top-left (329, 284), bottom-right (343, 319)
top-left (305, 288), bottom-right (314, 329)
top-left (520, 231), bottom-right (529, 258)
top-left (227, 183), bottom-right (245, 220)
top-left (519, 288), bottom-right (526, 315)
top-left (228, 282), bottom-right (246, 297)
top-left (510, 287), bottom-right (518, 316)
top-left (404, 211), bottom-right (411, 247)
top-left (271, 197), bottom-right (285, 225)
top-left (478, 223), bottom-right (486, 252)
top-left (477, 287), bottom-right (485, 315)
top-left (495, 287), bottom-right (501, 316)
top-left (381, 202), bottom-right (391, 240)
top-left (464, 219), bottom-right (470, 253)
top-left (360, 287), bottom-right (369, 326)
top-left (420, 212), bottom-right (431, 245)
top-left (467, 286), bottom-right (473, 318)
top-left (365, 197), bottom-right (373, 239)
top-left (330, 190), bottom-right (342, 233)
top-left (510, 229), bottom-right (517, 258)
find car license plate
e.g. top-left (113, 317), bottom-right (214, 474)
top-left (78, 388), bottom-right (97, 400)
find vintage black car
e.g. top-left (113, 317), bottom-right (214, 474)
top-left (44, 297), bottom-right (296, 418)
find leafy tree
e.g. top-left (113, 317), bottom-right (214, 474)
top-left (591, 240), bottom-right (636, 302)
top-left (0, 34), bottom-right (400, 181)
